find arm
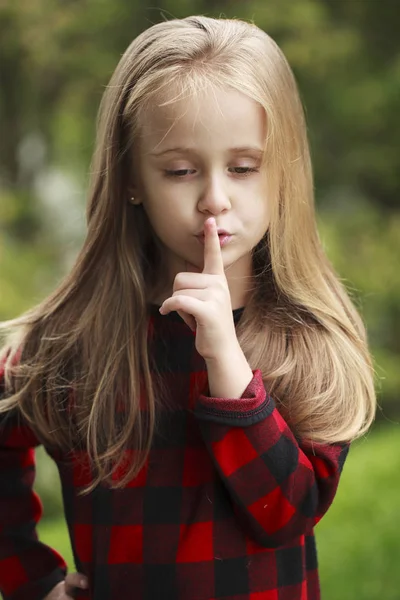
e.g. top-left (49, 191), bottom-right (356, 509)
top-left (0, 358), bottom-right (67, 600)
top-left (195, 352), bottom-right (349, 548)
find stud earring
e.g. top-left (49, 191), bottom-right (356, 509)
top-left (129, 195), bottom-right (142, 206)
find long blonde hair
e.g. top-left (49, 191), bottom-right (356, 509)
top-left (0, 16), bottom-right (376, 492)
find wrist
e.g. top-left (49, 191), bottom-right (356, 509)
top-left (205, 340), bottom-right (244, 367)
top-left (205, 344), bottom-right (253, 399)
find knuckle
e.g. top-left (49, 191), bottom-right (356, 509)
top-left (174, 273), bottom-right (185, 287)
top-left (175, 296), bottom-right (185, 308)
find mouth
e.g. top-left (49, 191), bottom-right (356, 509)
top-left (196, 232), bottom-right (231, 238)
top-left (196, 232), bottom-right (233, 247)
top-left (195, 227), bottom-right (232, 237)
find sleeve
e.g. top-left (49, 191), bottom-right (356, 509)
top-left (194, 368), bottom-right (350, 548)
top-left (0, 356), bottom-right (67, 600)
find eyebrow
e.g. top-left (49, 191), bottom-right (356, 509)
top-left (149, 146), bottom-right (264, 157)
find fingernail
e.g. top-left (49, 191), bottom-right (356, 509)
top-left (81, 579), bottom-right (88, 588)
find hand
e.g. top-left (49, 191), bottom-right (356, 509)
top-left (43, 572), bottom-right (89, 599)
top-left (159, 217), bottom-right (239, 361)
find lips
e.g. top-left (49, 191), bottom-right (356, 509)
top-left (196, 228), bottom-right (232, 237)
top-left (196, 231), bottom-right (233, 247)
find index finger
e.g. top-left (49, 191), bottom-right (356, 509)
top-left (202, 217), bottom-right (225, 275)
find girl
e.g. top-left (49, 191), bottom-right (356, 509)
top-left (0, 15), bottom-right (376, 600)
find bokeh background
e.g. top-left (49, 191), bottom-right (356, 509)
top-left (0, 1), bottom-right (399, 599)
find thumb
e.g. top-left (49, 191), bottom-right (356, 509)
top-left (65, 572), bottom-right (89, 594)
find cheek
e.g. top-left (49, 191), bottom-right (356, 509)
top-left (259, 203), bottom-right (270, 228)
top-left (243, 198), bottom-right (269, 247)
top-left (254, 183), bottom-right (270, 226)
top-left (143, 196), bottom-right (188, 246)
top-left (141, 181), bottom-right (175, 226)
top-left (243, 193), bottom-right (269, 226)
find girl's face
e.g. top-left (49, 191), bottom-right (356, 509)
top-left (133, 85), bottom-right (270, 308)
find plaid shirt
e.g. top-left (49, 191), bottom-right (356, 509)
top-left (0, 305), bottom-right (349, 600)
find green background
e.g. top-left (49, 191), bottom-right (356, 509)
top-left (1, 1), bottom-right (399, 598)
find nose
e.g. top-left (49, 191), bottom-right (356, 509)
top-left (197, 174), bottom-right (232, 215)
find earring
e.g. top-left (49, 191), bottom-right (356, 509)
top-left (129, 195), bottom-right (142, 206)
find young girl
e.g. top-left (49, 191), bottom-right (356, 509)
top-left (0, 15), bottom-right (376, 600)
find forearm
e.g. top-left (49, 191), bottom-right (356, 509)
top-left (195, 367), bottom-right (350, 548)
top-left (205, 344), bottom-right (253, 399)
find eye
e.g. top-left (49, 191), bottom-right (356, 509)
top-left (165, 167), bottom-right (259, 179)
top-left (230, 167), bottom-right (259, 177)
top-left (164, 169), bottom-right (196, 178)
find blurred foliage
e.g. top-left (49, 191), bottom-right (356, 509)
top-left (35, 424), bottom-right (400, 599)
top-left (318, 205), bottom-right (400, 411)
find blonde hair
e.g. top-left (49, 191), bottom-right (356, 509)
top-left (0, 16), bottom-right (376, 493)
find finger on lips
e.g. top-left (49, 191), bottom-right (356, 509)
top-left (202, 217), bottom-right (224, 275)
top-left (159, 216), bottom-right (224, 318)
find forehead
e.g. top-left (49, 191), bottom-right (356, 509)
top-left (139, 85), bottom-right (266, 154)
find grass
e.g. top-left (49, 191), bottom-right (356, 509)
top-left (317, 422), bottom-right (400, 600)
top-left (36, 423), bottom-right (399, 600)
top-left (37, 519), bottom-right (75, 570)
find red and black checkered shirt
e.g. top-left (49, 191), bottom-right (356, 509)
top-left (0, 305), bottom-right (349, 600)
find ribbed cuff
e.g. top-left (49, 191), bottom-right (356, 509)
top-left (195, 369), bottom-right (275, 427)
